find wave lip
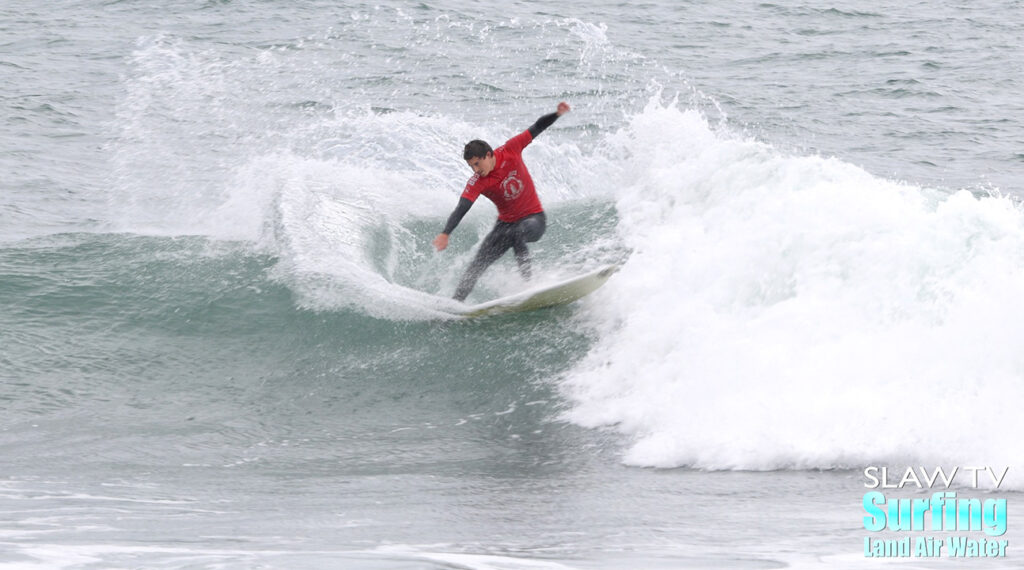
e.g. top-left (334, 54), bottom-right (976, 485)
top-left (562, 101), bottom-right (1024, 474)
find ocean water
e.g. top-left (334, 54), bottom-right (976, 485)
top-left (3, 1), bottom-right (1024, 568)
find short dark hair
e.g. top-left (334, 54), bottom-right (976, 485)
top-left (463, 140), bottom-right (492, 160)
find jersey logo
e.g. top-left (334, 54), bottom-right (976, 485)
top-left (501, 170), bottom-right (524, 200)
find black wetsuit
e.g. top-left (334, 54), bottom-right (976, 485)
top-left (444, 111), bottom-right (561, 302)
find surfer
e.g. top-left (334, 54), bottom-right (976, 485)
top-left (433, 102), bottom-right (571, 302)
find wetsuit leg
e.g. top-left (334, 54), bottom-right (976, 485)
top-left (453, 222), bottom-right (516, 302)
top-left (511, 213), bottom-right (546, 280)
top-left (453, 213), bottom-right (547, 302)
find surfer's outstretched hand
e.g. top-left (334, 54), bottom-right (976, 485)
top-left (557, 101), bottom-right (570, 116)
top-left (433, 233), bottom-right (449, 251)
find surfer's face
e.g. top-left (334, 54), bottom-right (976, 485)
top-left (466, 152), bottom-right (496, 177)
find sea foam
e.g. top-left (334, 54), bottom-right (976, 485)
top-left (563, 100), bottom-right (1024, 475)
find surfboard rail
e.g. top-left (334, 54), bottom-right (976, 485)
top-left (453, 264), bottom-right (619, 318)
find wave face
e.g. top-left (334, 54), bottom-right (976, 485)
top-left (561, 100), bottom-right (1024, 472)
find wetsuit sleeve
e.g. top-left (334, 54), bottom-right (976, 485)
top-left (499, 111), bottom-right (562, 155)
top-left (442, 197), bottom-right (474, 235)
top-left (528, 112), bottom-right (560, 138)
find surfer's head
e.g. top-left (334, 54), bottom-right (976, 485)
top-left (464, 140), bottom-right (495, 177)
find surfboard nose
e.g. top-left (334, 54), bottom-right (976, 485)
top-left (597, 266), bottom-right (618, 279)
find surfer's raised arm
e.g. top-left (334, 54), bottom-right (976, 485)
top-left (432, 102), bottom-right (570, 253)
top-left (528, 101), bottom-right (571, 139)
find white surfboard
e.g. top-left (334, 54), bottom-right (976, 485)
top-left (453, 265), bottom-right (619, 318)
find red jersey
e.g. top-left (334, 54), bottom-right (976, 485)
top-left (461, 130), bottom-right (544, 223)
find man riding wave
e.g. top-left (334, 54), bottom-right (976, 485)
top-left (433, 102), bottom-right (571, 302)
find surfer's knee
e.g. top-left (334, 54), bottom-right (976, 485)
top-left (518, 213), bottom-right (546, 243)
